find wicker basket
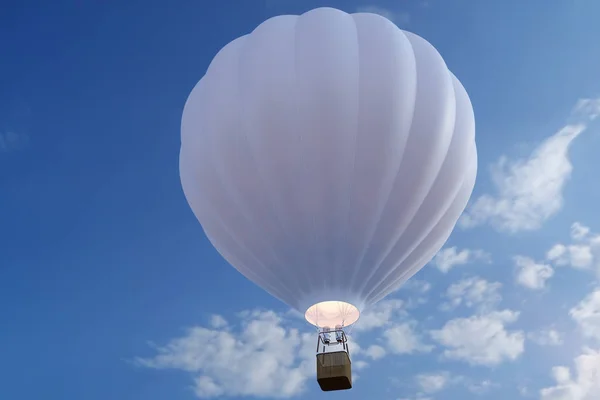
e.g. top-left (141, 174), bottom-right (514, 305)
top-left (316, 351), bottom-right (352, 391)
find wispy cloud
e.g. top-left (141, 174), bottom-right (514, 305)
top-left (433, 247), bottom-right (491, 273)
top-left (546, 222), bottom-right (600, 276)
top-left (353, 299), bottom-right (407, 332)
top-left (209, 314), bottom-right (228, 329)
top-left (383, 322), bottom-right (434, 355)
top-left (356, 5), bottom-right (410, 26)
top-left (528, 328), bottom-right (564, 346)
top-left (460, 98), bottom-right (600, 233)
top-left (416, 371), bottom-right (451, 394)
top-left (401, 279), bottom-right (432, 294)
top-left (467, 379), bottom-right (499, 395)
top-left (364, 344), bottom-right (386, 360)
top-left (441, 277), bottom-right (502, 312)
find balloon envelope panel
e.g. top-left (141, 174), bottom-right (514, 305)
top-left (180, 7), bottom-right (477, 325)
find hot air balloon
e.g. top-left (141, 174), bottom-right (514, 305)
top-left (179, 7), bottom-right (477, 392)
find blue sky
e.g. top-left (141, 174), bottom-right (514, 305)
top-left (2, 0), bottom-right (600, 399)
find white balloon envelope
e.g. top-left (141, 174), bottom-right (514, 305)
top-left (180, 7), bottom-right (477, 330)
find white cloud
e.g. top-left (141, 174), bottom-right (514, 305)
top-left (547, 244), bottom-right (567, 262)
top-left (553, 366), bottom-right (572, 384)
top-left (527, 328), bottom-right (563, 346)
top-left (401, 279), bottom-right (432, 294)
top-left (569, 245), bottom-right (595, 268)
top-left (519, 385), bottom-right (531, 397)
top-left (546, 223), bottom-right (600, 274)
top-left (467, 379), bottom-right (498, 395)
top-left (365, 344), bottom-right (386, 360)
top-left (353, 301), bottom-right (431, 356)
top-left (547, 244), bottom-right (593, 269)
top-left (353, 360), bottom-right (369, 370)
top-left (397, 280), bottom-right (431, 310)
top-left (136, 302), bottom-right (422, 398)
top-left (412, 372), bottom-right (490, 397)
top-left (194, 376), bottom-right (223, 398)
top-left (540, 348), bottom-right (600, 400)
top-left (430, 310), bottom-right (525, 366)
top-left (442, 277), bottom-right (502, 312)
top-left (383, 322), bottom-right (433, 355)
top-left (570, 288), bottom-right (600, 341)
top-left (354, 299), bottom-right (406, 332)
top-left (356, 5), bottom-right (410, 25)
top-left (571, 222), bottom-right (591, 241)
top-left (433, 247), bottom-right (491, 273)
top-left (459, 98), bottom-right (600, 233)
top-left (209, 314), bottom-right (228, 329)
top-left (407, 372), bottom-right (497, 397)
top-left (514, 256), bottom-right (554, 290)
top-left (135, 310), bottom-right (316, 398)
top-left (416, 372), bottom-right (450, 393)
top-left (572, 98), bottom-right (600, 121)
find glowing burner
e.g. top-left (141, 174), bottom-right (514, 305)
top-left (304, 301), bottom-right (360, 329)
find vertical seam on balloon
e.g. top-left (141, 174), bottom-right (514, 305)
top-left (182, 137), bottom-right (290, 302)
top-left (355, 37), bottom-right (456, 298)
top-left (361, 123), bottom-right (458, 301)
top-left (368, 185), bottom-right (464, 303)
top-left (246, 17), bottom-right (317, 309)
top-left (366, 162), bottom-right (475, 304)
top-left (333, 15), bottom-right (361, 300)
top-left (364, 78), bottom-right (471, 301)
top-left (293, 14), bottom-right (321, 304)
top-left (345, 28), bottom-right (417, 299)
top-left (363, 94), bottom-right (471, 303)
top-left (200, 37), bottom-right (298, 302)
